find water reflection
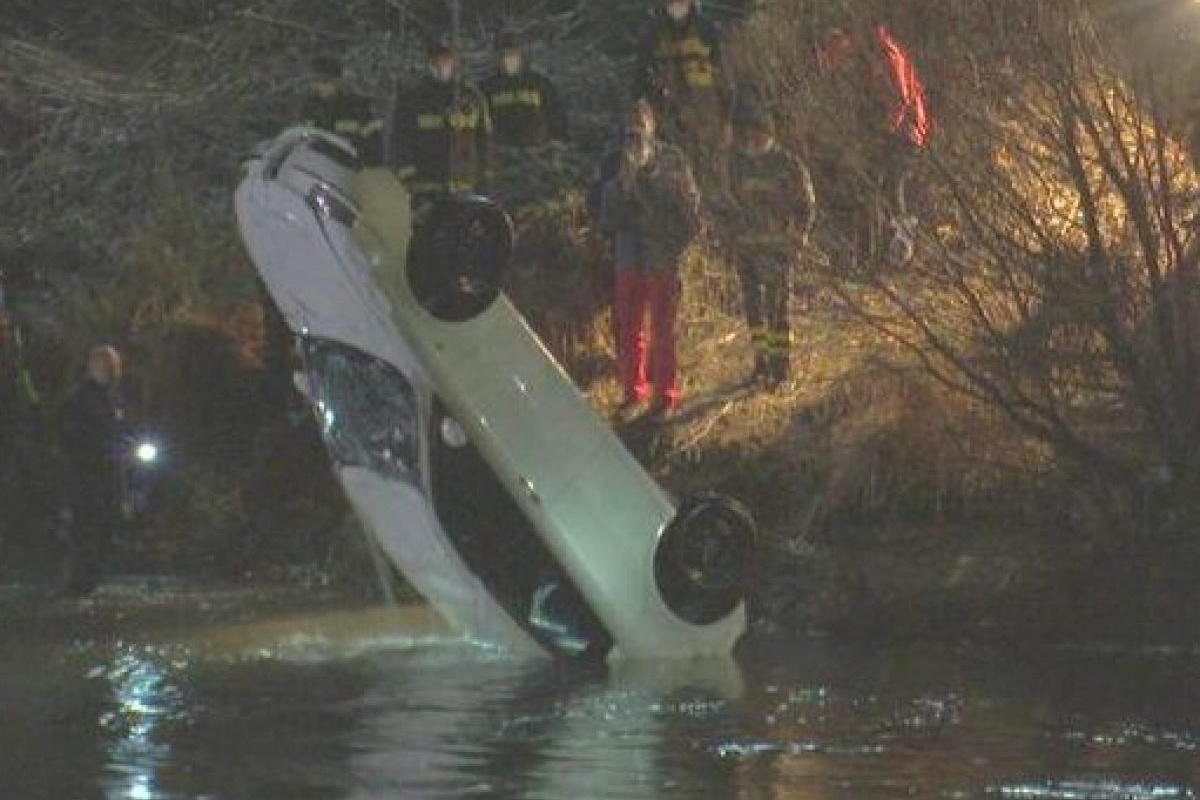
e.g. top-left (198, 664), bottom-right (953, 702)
top-left (97, 648), bottom-right (186, 800)
top-left (992, 780), bottom-right (1194, 799)
top-left (2, 597), bottom-right (1199, 800)
top-left (734, 642), bottom-right (1200, 800)
top-left (345, 652), bottom-right (745, 799)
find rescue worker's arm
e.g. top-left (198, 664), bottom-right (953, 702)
top-left (790, 153), bottom-right (817, 241)
top-left (360, 119), bottom-right (384, 167)
top-left (633, 27), bottom-right (664, 103)
top-left (357, 95), bottom-right (386, 167)
top-left (297, 94), bottom-right (321, 129)
top-left (472, 86), bottom-right (494, 192)
top-left (541, 73), bottom-right (569, 144)
top-left (673, 152), bottom-right (702, 235)
top-left (386, 89), bottom-right (416, 173)
top-left (710, 157), bottom-right (740, 234)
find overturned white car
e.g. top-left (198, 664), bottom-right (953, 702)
top-left (233, 128), bottom-right (755, 661)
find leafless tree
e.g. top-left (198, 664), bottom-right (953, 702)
top-left (830, 1), bottom-right (1200, 536)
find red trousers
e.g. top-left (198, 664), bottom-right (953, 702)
top-left (614, 270), bottom-right (680, 407)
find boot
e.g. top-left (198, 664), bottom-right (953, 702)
top-left (747, 353), bottom-right (770, 388)
top-left (766, 353), bottom-right (791, 391)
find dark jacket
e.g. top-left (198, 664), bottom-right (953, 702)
top-left (726, 144), bottom-right (816, 255)
top-left (599, 141), bottom-right (701, 272)
top-left (481, 68), bottom-right (568, 148)
top-left (389, 76), bottom-right (492, 194)
top-left (59, 378), bottom-right (127, 507)
top-left (299, 88), bottom-right (384, 166)
top-left (585, 123), bottom-right (634, 225)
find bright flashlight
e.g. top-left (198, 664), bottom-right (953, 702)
top-left (134, 440), bottom-right (159, 465)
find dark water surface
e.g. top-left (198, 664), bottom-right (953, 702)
top-left (2, 585), bottom-right (1198, 800)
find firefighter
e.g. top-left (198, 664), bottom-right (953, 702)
top-left (633, 0), bottom-right (732, 190)
top-left (598, 100), bottom-right (702, 423)
top-left (723, 102), bottom-right (816, 389)
top-left (298, 54), bottom-right (384, 166)
top-left (481, 30), bottom-right (570, 209)
top-left (388, 39), bottom-right (492, 203)
top-left (481, 30), bottom-right (568, 149)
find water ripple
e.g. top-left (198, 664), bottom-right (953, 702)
top-left (991, 780), bottom-right (1196, 800)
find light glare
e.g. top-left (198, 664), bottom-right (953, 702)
top-left (135, 441), bottom-right (159, 464)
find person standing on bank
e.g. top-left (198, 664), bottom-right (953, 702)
top-left (481, 30), bottom-right (568, 149)
top-left (298, 54), bottom-right (385, 166)
top-left (723, 102), bottom-right (816, 390)
top-left (388, 39), bottom-right (492, 204)
top-left (57, 344), bottom-right (129, 597)
top-left (481, 30), bottom-right (570, 208)
top-left (599, 100), bottom-right (701, 423)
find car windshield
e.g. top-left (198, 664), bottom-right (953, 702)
top-left (302, 338), bottom-right (420, 483)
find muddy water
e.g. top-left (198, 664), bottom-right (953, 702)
top-left (1, 585), bottom-right (1197, 800)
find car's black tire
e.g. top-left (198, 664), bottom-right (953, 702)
top-left (407, 194), bottom-right (514, 322)
top-left (654, 491), bottom-right (757, 625)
